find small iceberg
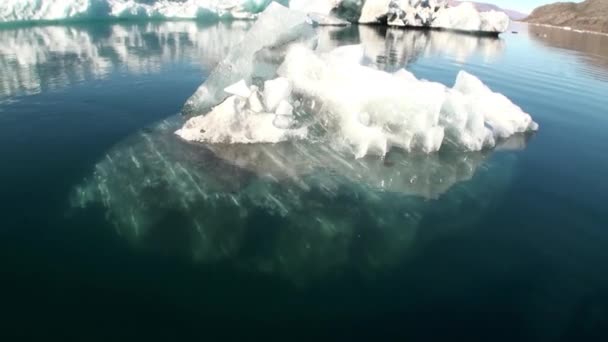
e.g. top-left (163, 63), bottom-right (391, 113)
top-left (0, 0), bottom-right (277, 23)
top-left (179, 3), bottom-right (537, 159)
top-left (294, 0), bottom-right (510, 34)
top-left (1, 0), bottom-right (510, 35)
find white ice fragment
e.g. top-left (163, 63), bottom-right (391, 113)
top-left (263, 77), bottom-right (292, 112)
top-left (275, 100), bottom-right (294, 116)
top-left (0, 0), bottom-right (266, 23)
top-left (432, 3), bottom-right (509, 33)
top-left (176, 95), bottom-right (307, 144)
top-left (452, 71), bottom-right (538, 139)
top-left (224, 79), bottom-right (251, 98)
top-left (183, 2), bottom-right (312, 114)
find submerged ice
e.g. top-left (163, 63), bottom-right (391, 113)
top-left (73, 115), bottom-right (524, 282)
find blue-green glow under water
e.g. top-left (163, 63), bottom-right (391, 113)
top-left (1, 21), bottom-right (608, 340)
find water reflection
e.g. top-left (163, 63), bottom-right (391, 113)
top-left (72, 117), bottom-right (528, 283)
top-left (0, 21), bottom-right (251, 98)
top-left (528, 24), bottom-right (608, 82)
top-left (0, 22), bottom-right (506, 99)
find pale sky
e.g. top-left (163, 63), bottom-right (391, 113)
top-left (484, 0), bottom-right (581, 14)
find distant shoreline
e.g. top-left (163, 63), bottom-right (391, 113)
top-left (523, 22), bottom-right (608, 37)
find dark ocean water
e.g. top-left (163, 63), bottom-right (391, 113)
top-left (1, 21), bottom-right (608, 340)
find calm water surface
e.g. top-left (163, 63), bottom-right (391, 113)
top-left (1, 21), bottom-right (608, 340)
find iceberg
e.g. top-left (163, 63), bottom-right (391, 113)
top-left (276, 43), bottom-right (534, 157)
top-left (293, 0), bottom-right (509, 34)
top-left (179, 29), bottom-right (536, 158)
top-left (0, 0), bottom-right (281, 23)
top-left (182, 2), bottom-right (315, 115)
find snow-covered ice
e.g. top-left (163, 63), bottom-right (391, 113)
top-left (0, 0), bottom-right (277, 23)
top-left (180, 40), bottom-right (536, 158)
top-left (182, 2), bottom-right (314, 114)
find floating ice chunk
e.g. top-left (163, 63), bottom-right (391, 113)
top-left (452, 71), bottom-right (538, 138)
top-left (183, 2), bottom-right (313, 115)
top-left (275, 100), bottom-right (294, 116)
top-left (276, 44), bottom-right (536, 158)
top-left (263, 77), bottom-right (292, 112)
top-left (432, 3), bottom-right (509, 33)
top-left (480, 11), bottom-right (510, 33)
top-left (224, 79), bottom-right (251, 98)
top-left (176, 95), bottom-right (307, 144)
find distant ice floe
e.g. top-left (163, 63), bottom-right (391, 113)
top-left (293, 0), bottom-right (510, 34)
top-left (73, 114), bottom-right (525, 282)
top-left (1, 0), bottom-right (509, 34)
top-left (180, 3), bottom-right (537, 159)
top-left (69, 3), bottom-right (532, 282)
top-left (0, 0), bottom-right (278, 23)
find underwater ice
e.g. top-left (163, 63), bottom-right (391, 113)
top-left (73, 114), bottom-right (525, 282)
top-left (0, 0), bottom-right (278, 23)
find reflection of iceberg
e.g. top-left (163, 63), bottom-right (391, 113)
top-left (0, 21), bottom-right (250, 97)
top-left (315, 25), bottom-right (505, 69)
top-left (72, 115), bottom-right (527, 282)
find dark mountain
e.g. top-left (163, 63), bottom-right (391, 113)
top-left (525, 0), bottom-right (608, 33)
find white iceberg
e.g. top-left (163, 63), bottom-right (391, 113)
top-left (432, 2), bottom-right (509, 33)
top-left (179, 41), bottom-right (537, 158)
top-left (176, 97), bottom-right (307, 144)
top-left (275, 44), bottom-right (536, 157)
top-left (0, 0), bottom-right (510, 34)
top-left (294, 0), bottom-right (509, 34)
top-left (0, 0), bottom-right (276, 23)
top-left (182, 2), bottom-right (314, 114)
